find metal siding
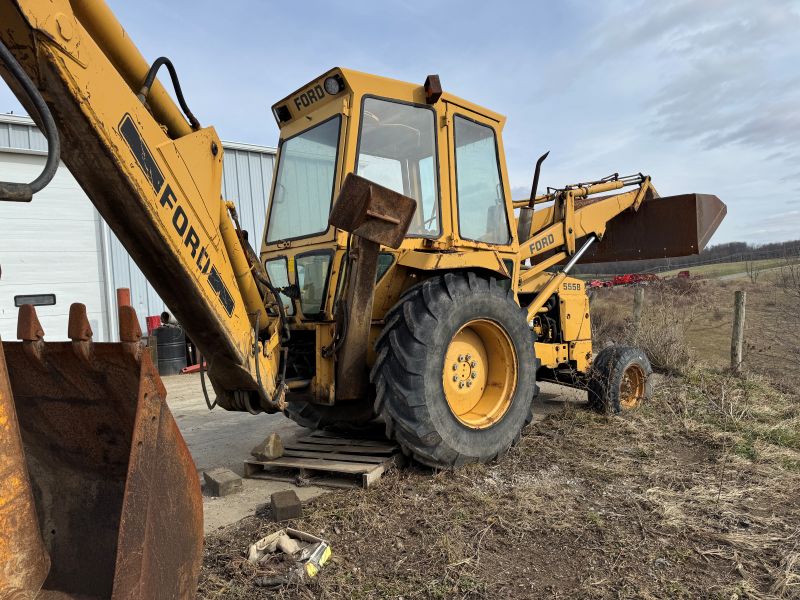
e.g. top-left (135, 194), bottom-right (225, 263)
top-left (221, 147), bottom-right (273, 243)
top-left (0, 114), bottom-right (49, 152)
top-left (28, 128), bottom-right (47, 152)
top-left (8, 123), bottom-right (30, 149)
top-left (0, 114), bottom-right (275, 341)
top-left (0, 153), bottom-right (108, 341)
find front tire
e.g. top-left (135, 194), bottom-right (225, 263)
top-left (587, 345), bottom-right (652, 414)
top-left (371, 272), bottom-right (538, 468)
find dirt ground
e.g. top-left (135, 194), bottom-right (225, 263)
top-left (167, 376), bottom-right (577, 533)
top-left (198, 274), bottom-right (800, 599)
top-left (165, 374), bottom-right (327, 532)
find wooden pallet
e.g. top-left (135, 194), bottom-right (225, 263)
top-left (244, 431), bottom-right (402, 489)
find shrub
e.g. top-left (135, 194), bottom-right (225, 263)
top-left (626, 315), bottom-right (691, 375)
top-left (590, 302), bottom-right (626, 348)
top-left (624, 286), bottom-right (693, 375)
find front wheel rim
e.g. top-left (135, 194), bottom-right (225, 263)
top-left (619, 364), bottom-right (646, 409)
top-left (442, 319), bottom-right (517, 429)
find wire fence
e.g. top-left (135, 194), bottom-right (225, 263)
top-left (644, 247), bottom-right (800, 275)
top-left (577, 247), bottom-right (800, 279)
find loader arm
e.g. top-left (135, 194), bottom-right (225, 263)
top-left (515, 174), bottom-right (726, 320)
top-left (0, 0), bottom-right (284, 413)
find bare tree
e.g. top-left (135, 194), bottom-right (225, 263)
top-left (745, 257), bottom-right (760, 283)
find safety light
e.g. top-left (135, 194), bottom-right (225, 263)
top-left (324, 75), bottom-right (344, 95)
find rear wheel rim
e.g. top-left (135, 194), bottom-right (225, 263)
top-left (442, 319), bottom-right (517, 429)
top-left (619, 364), bottom-right (646, 409)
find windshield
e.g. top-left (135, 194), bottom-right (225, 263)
top-left (356, 97), bottom-right (440, 237)
top-left (266, 116), bottom-right (341, 243)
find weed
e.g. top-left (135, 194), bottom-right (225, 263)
top-left (586, 510), bottom-right (605, 528)
top-left (733, 438), bottom-right (757, 460)
top-left (779, 458), bottom-right (800, 472)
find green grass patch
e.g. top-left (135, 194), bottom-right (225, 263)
top-left (733, 438), bottom-right (758, 460)
top-left (779, 457), bottom-right (800, 472)
top-left (758, 426), bottom-right (800, 450)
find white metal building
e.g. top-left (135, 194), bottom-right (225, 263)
top-left (0, 113), bottom-right (276, 342)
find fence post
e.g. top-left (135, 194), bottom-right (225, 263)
top-left (731, 290), bottom-right (746, 374)
top-left (633, 287), bottom-right (645, 331)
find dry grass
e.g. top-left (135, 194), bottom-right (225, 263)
top-left (591, 280), bottom-right (699, 375)
top-left (591, 276), bottom-right (800, 385)
top-left (200, 368), bottom-right (800, 599)
top-left (200, 278), bottom-right (800, 599)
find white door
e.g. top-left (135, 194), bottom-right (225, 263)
top-left (0, 152), bottom-right (109, 342)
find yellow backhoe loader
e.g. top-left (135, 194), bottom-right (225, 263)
top-left (0, 1), bottom-right (725, 598)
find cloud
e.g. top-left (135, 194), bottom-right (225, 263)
top-left (1, 0), bottom-right (797, 245)
top-left (743, 209), bottom-right (800, 241)
top-left (551, 1), bottom-right (800, 160)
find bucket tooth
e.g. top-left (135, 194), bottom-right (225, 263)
top-left (68, 303), bottom-right (94, 365)
top-left (16, 305), bottom-right (44, 342)
top-left (119, 305), bottom-right (142, 342)
top-left (67, 303), bottom-right (93, 341)
top-left (16, 305), bottom-right (45, 368)
top-left (118, 305), bottom-right (142, 360)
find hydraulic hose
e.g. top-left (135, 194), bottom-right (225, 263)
top-left (137, 57), bottom-right (200, 131)
top-left (0, 38), bottom-right (61, 202)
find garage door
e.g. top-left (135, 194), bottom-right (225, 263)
top-left (0, 151), bottom-right (110, 342)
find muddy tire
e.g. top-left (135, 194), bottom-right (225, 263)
top-left (284, 398), bottom-right (377, 433)
top-left (587, 345), bottom-right (652, 414)
top-left (371, 272), bottom-right (538, 468)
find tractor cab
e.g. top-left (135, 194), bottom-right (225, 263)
top-left (261, 69), bottom-right (520, 325)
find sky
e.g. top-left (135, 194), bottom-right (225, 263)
top-left (2, 0), bottom-right (798, 245)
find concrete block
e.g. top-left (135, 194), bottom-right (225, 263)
top-left (271, 489), bottom-right (302, 521)
top-left (251, 432), bottom-right (284, 461)
top-left (203, 467), bottom-right (243, 497)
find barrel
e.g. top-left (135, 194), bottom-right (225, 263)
top-left (153, 326), bottom-right (186, 376)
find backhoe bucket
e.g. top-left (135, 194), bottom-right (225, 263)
top-left (0, 304), bottom-right (202, 600)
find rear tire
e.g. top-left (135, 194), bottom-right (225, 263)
top-left (284, 397), bottom-right (377, 433)
top-left (371, 272), bottom-right (538, 468)
top-left (587, 345), bottom-right (652, 414)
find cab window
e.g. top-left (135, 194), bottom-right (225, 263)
top-left (265, 257), bottom-right (295, 315)
top-left (453, 116), bottom-right (510, 244)
top-left (266, 116), bottom-right (341, 243)
top-left (356, 97), bottom-right (440, 237)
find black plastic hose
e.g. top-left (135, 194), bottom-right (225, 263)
top-left (0, 38), bottom-right (61, 202)
top-left (137, 56), bottom-right (201, 131)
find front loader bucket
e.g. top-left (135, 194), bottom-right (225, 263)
top-left (0, 304), bottom-right (202, 600)
top-left (580, 192), bottom-right (727, 263)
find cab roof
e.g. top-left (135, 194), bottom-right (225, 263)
top-left (270, 67), bottom-right (506, 129)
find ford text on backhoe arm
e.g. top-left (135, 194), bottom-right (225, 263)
top-left (0, 1), bottom-right (725, 598)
